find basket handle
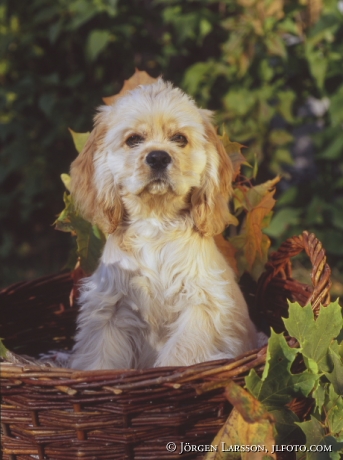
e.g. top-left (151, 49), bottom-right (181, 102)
top-left (256, 231), bottom-right (332, 320)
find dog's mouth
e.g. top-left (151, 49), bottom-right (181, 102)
top-left (146, 178), bottom-right (171, 195)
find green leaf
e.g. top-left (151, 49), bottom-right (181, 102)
top-left (245, 368), bottom-right (262, 399)
top-left (325, 343), bottom-right (343, 395)
top-left (38, 93), bottom-right (56, 116)
top-left (332, 203), bottom-right (343, 230)
top-left (199, 18), bottom-right (212, 41)
top-left (182, 61), bottom-right (213, 96)
top-left (269, 408), bottom-right (301, 444)
top-left (296, 416), bottom-right (343, 460)
top-left (0, 338), bottom-right (9, 359)
top-left (273, 148), bottom-right (294, 166)
top-left (277, 90), bottom-right (295, 123)
top-left (317, 133), bottom-right (343, 160)
top-left (305, 47), bottom-right (328, 90)
top-left (259, 59), bottom-right (274, 82)
top-left (312, 382), bottom-right (328, 415)
top-left (284, 301), bottom-right (343, 373)
top-left (224, 89), bottom-right (257, 117)
top-left (265, 35), bottom-right (286, 58)
top-left (246, 331), bottom-right (318, 410)
top-left (327, 388), bottom-right (343, 436)
top-left (263, 208), bottom-right (301, 238)
top-left (55, 193), bottom-right (106, 274)
top-left (86, 30), bottom-right (111, 61)
top-left (329, 85), bottom-right (343, 126)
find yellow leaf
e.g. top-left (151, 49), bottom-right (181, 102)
top-left (68, 129), bottom-right (91, 154)
top-left (251, 18), bottom-right (264, 36)
top-left (61, 173), bottom-right (71, 192)
top-left (205, 410), bottom-right (276, 460)
top-left (205, 381), bottom-right (276, 460)
top-left (265, 0), bottom-right (284, 19)
top-left (103, 69), bottom-right (158, 105)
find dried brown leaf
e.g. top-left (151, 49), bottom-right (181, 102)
top-left (245, 190), bottom-right (276, 268)
top-left (219, 131), bottom-right (248, 180)
top-left (103, 69), bottom-right (158, 105)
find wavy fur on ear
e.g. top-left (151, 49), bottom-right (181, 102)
top-left (191, 112), bottom-right (234, 237)
top-left (70, 118), bottom-right (123, 234)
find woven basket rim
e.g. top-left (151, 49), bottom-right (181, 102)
top-left (0, 231), bottom-right (333, 460)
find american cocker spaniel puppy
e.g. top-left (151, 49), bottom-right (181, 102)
top-left (69, 79), bottom-right (258, 370)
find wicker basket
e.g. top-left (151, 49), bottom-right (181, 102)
top-left (0, 231), bottom-right (332, 460)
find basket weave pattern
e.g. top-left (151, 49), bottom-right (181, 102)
top-left (0, 231), bottom-right (331, 460)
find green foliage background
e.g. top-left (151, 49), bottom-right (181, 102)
top-left (1, 0), bottom-right (343, 288)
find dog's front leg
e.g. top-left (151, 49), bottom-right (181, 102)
top-left (69, 263), bottom-right (148, 370)
top-left (154, 303), bottom-right (237, 367)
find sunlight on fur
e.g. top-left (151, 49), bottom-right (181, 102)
top-left (69, 79), bottom-right (258, 370)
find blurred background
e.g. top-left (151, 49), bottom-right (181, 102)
top-left (1, 0), bottom-right (342, 296)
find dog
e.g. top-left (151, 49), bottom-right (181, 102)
top-left (68, 78), bottom-right (258, 370)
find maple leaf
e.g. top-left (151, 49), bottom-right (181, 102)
top-left (219, 130), bottom-right (249, 180)
top-left (205, 380), bottom-right (276, 460)
top-left (284, 300), bottom-right (343, 393)
top-left (224, 380), bottom-right (275, 424)
top-left (103, 69), bottom-right (158, 105)
top-left (244, 189), bottom-right (276, 268)
top-left (229, 185), bottom-right (277, 278)
top-left (55, 192), bottom-right (106, 275)
top-left (228, 175), bottom-right (280, 278)
top-left (246, 331), bottom-right (318, 410)
top-left (245, 176), bottom-right (280, 210)
top-left (296, 416), bottom-right (343, 460)
top-left (284, 302), bottom-right (342, 372)
top-left (245, 330), bottom-right (318, 445)
top-left (326, 343), bottom-right (343, 395)
top-left (205, 409), bottom-right (275, 460)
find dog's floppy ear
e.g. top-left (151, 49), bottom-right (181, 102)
top-left (70, 116), bottom-right (123, 234)
top-left (191, 110), bottom-right (234, 237)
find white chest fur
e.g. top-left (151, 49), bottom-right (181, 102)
top-left (101, 220), bottom-right (228, 315)
top-left (70, 219), bottom-right (258, 370)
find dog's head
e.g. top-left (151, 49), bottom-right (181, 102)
top-left (70, 79), bottom-right (234, 236)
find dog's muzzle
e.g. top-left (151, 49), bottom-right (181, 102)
top-left (146, 150), bottom-right (171, 170)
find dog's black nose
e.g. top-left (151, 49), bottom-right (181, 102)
top-left (146, 150), bottom-right (171, 170)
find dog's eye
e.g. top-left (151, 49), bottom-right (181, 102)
top-left (125, 134), bottom-right (145, 148)
top-left (170, 134), bottom-right (188, 147)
